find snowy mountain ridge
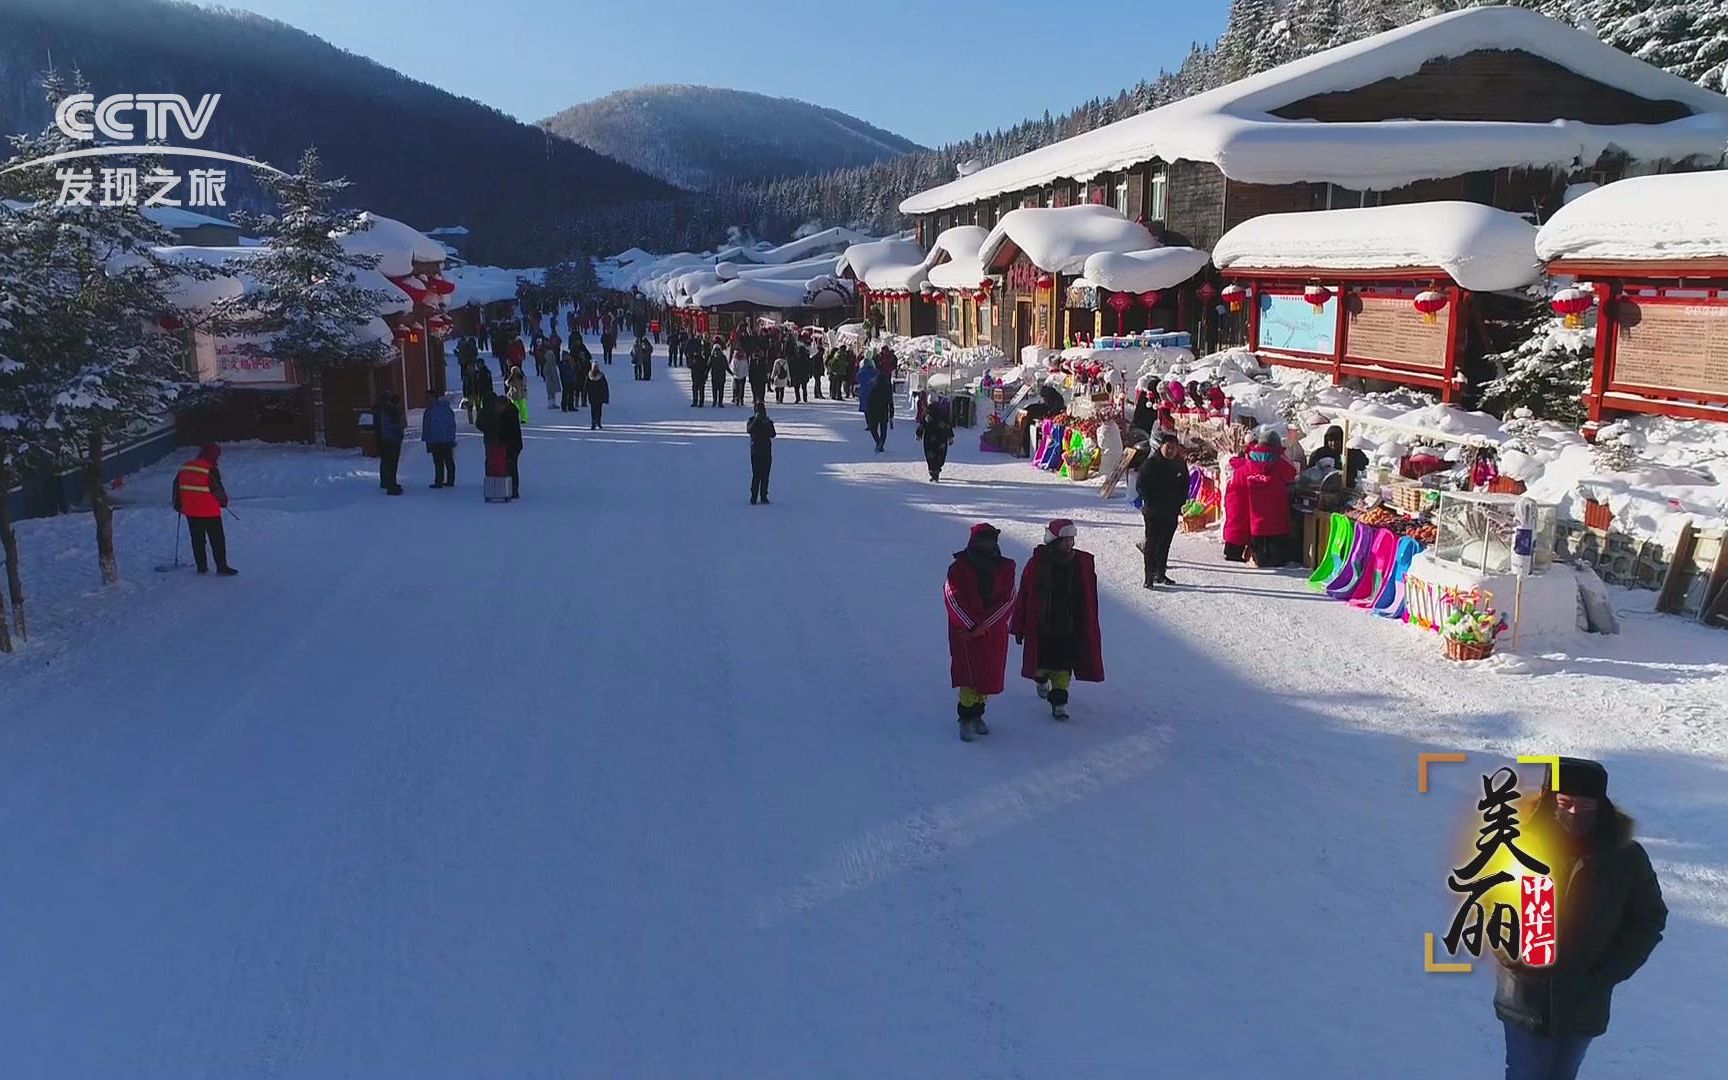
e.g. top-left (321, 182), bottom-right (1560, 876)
top-left (539, 85), bottom-right (926, 191)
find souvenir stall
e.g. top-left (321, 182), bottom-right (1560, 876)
top-left (1535, 172), bottom-right (1728, 429)
top-left (1212, 203), bottom-right (1542, 404)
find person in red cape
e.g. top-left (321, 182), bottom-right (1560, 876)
top-left (1242, 430), bottom-right (1299, 567)
top-left (1010, 519), bottom-right (1103, 721)
top-left (945, 523), bottom-right (1016, 743)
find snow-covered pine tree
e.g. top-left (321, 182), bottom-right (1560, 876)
top-left (1595, 0), bottom-right (1728, 94)
top-left (0, 73), bottom-right (195, 586)
top-left (220, 147), bottom-right (394, 447)
top-left (1480, 288), bottom-right (1596, 425)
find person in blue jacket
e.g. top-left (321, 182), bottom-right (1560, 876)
top-left (422, 393), bottom-right (458, 488)
top-left (372, 389), bottom-right (406, 496)
top-left (855, 353), bottom-right (878, 415)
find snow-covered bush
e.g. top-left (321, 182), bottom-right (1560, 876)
top-left (1480, 288), bottom-right (1594, 425)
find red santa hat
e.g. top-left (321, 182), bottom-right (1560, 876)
top-left (1044, 518), bottom-right (1077, 544)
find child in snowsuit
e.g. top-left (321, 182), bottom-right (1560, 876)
top-left (1010, 519), bottom-right (1104, 722)
top-left (747, 402), bottom-right (775, 504)
top-left (945, 523), bottom-right (1017, 742)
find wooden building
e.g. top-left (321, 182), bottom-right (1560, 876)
top-left (1537, 172), bottom-right (1728, 427)
top-left (899, 7), bottom-right (1728, 339)
top-left (1213, 202), bottom-right (1542, 403)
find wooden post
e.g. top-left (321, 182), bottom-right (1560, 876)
top-left (1585, 279), bottom-right (1617, 430)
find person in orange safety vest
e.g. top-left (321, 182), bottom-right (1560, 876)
top-left (171, 443), bottom-right (237, 576)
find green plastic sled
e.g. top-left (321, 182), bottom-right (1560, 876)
top-left (1307, 512), bottom-right (1353, 591)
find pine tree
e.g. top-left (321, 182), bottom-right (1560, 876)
top-left (1480, 291), bottom-right (1595, 424)
top-left (220, 147), bottom-right (394, 447)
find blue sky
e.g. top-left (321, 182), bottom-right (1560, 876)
top-left (208, 0), bottom-right (1230, 147)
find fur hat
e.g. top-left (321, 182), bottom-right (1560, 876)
top-left (1044, 518), bottom-right (1077, 544)
top-left (1547, 757), bottom-right (1609, 799)
top-left (969, 522), bottom-right (1000, 542)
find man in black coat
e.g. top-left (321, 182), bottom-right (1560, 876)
top-left (917, 399), bottom-right (954, 481)
top-left (1135, 431), bottom-right (1188, 588)
top-left (865, 369), bottom-right (895, 452)
top-left (1494, 757), bottom-right (1665, 1080)
top-left (709, 338), bottom-right (728, 407)
top-left (748, 348), bottom-right (770, 407)
top-left (570, 341), bottom-right (592, 409)
top-left (688, 341), bottom-right (709, 407)
top-left (746, 402), bottom-right (775, 504)
top-left (494, 395), bottom-right (524, 499)
top-left (372, 390), bottom-right (406, 496)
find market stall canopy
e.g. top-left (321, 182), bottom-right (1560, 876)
top-left (333, 212), bottom-right (446, 278)
top-left (925, 226), bottom-right (990, 290)
top-left (837, 236), bottom-right (929, 290)
top-left (900, 7), bottom-right (1728, 215)
top-left (1079, 247), bottom-right (1212, 292)
top-left (978, 204), bottom-right (1158, 275)
top-left (1535, 171), bottom-right (1728, 266)
top-left (1212, 202), bottom-right (1541, 292)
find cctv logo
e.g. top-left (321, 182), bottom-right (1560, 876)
top-left (55, 94), bottom-right (221, 143)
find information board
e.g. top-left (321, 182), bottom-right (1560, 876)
top-left (1257, 292), bottom-right (1336, 356)
top-left (1612, 301), bottom-right (1728, 398)
top-left (1345, 294), bottom-right (1449, 371)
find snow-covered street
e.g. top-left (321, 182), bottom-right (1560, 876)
top-left (3, 338), bottom-right (1725, 1079)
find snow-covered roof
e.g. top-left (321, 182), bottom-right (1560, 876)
top-left (334, 212), bottom-right (446, 277)
top-left (1079, 247), bottom-right (1211, 293)
top-left (722, 227), bottom-right (877, 266)
top-left (901, 8), bottom-right (1728, 215)
top-left (978, 205), bottom-right (1158, 274)
top-left (424, 225), bottom-right (469, 237)
top-left (610, 247), bottom-right (653, 265)
top-left (144, 245), bottom-right (413, 316)
top-left (718, 254), bottom-right (845, 281)
top-left (1212, 202), bottom-right (1541, 291)
top-left (1535, 171), bottom-right (1728, 265)
top-left (141, 206), bottom-right (237, 232)
top-left (925, 226), bottom-right (990, 290)
top-left (443, 263), bottom-right (531, 307)
top-left (688, 274), bottom-right (851, 310)
top-left (837, 236), bottom-right (929, 290)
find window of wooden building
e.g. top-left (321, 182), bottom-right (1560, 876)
top-left (1147, 167), bottom-right (1167, 221)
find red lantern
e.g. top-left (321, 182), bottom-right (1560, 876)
top-left (1303, 284), bottom-right (1333, 311)
top-left (973, 290), bottom-right (988, 303)
top-left (1107, 290), bottom-right (1134, 333)
top-left (1036, 273), bottom-right (1055, 290)
top-left (1138, 290), bottom-right (1162, 310)
top-left (978, 279), bottom-right (992, 291)
top-left (157, 314), bottom-right (184, 331)
top-left (1412, 289), bottom-right (1448, 325)
top-left (1549, 286), bottom-right (1594, 329)
top-left (1220, 284), bottom-right (1248, 312)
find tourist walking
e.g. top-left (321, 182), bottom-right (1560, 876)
top-left (1136, 431), bottom-right (1188, 587)
top-left (917, 398), bottom-right (954, 481)
top-left (729, 346), bottom-right (748, 406)
top-left (770, 354), bottom-right (790, 404)
top-left (710, 338), bottom-right (729, 406)
top-left (945, 523), bottom-right (1016, 743)
top-left (865, 366), bottom-right (894, 452)
top-left (543, 346), bottom-right (563, 409)
top-left (505, 365), bottom-right (528, 424)
top-left (689, 339), bottom-right (709, 407)
top-left (1010, 519), bottom-right (1104, 722)
top-left (422, 393), bottom-right (457, 488)
top-left (586, 364), bottom-right (610, 430)
top-left (372, 389), bottom-right (406, 496)
top-left (601, 324), bottom-right (617, 365)
top-left (493, 394), bottom-right (523, 499)
top-left (747, 402), bottom-right (775, 505)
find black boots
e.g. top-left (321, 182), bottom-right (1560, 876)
top-left (957, 701), bottom-right (988, 741)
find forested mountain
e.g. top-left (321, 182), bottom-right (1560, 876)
top-left (0, 0), bottom-right (677, 265)
top-left (540, 85), bottom-right (924, 190)
top-left (564, 0), bottom-right (1728, 254)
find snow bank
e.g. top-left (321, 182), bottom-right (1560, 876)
top-left (1213, 202), bottom-right (1541, 292)
top-left (900, 8), bottom-right (1728, 215)
top-left (1535, 172), bottom-right (1728, 264)
top-left (333, 213), bottom-right (445, 278)
top-left (1080, 247), bottom-right (1211, 293)
top-left (978, 205), bottom-right (1157, 275)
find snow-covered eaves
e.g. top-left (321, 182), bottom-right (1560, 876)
top-left (443, 264), bottom-right (534, 307)
top-left (722, 227), bottom-right (878, 266)
top-left (1080, 246), bottom-right (1212, 293)
top-left (1212, 201), bottom-right (1541, 292)
top-left (900, 7), bottom-right (1728, 215)
top-left (334, 212), bottom-right (446, 278)
top-left (138, 245), bottom-right (414, 316)
top-left (689, 275), bottom-right (850, 310)
top-left (837, 236), bottom-right (929, 290)
top-left (925, 226), bottom-right (990, 290)
top-left (978, 205), bottom-right (1158, 275)
top-left (1535, 171), bottom-right (1728, 265)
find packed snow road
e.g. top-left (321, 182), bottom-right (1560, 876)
top-left (2, 338), bottom-right (1725, 1078)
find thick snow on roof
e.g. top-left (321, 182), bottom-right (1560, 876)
top-left (979, 205), bottom-right (1157, 274)
top-left (1212, 202), bottom-right (1541, 291)
top-left (142, 206), bottom-right (237, 231)
top-left (838, 236), bottom-right (929, 289)
top-left (725, 227), bottom-right (876, 265)
top-left (925, 226), bottom-right (990, 290)
top-left (719, 254), bottom-right (844, 281)
top-left (144, 245), bottom-right (413, 315)
top-left (443, 264), bottom-right (530, 307)
top-left (1535, 171), bottom-right (1728, 264)
top-left (610, 247), bottom-right (653, 265)
top-left (1080, 246), bottom-right (1211, 292)
top-left (334, 213), bottom-right (445, 277)
top-left (901, 8), bottom-right (1728, 215)
top-left (689, 275), bottom-right (850, 310)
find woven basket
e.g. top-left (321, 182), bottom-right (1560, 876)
top-left (1445, 637), bottom-right (1495, 662)
top-left (1068, 462), bottom-right (1094, 482)
top-left (1180, 514), bottom-right (1212, 533)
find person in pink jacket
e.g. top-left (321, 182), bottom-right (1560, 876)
top-left (1221, 441), bottom-right (1254, 563)
top-left (1243, 431), bottom-right (1298, 567)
